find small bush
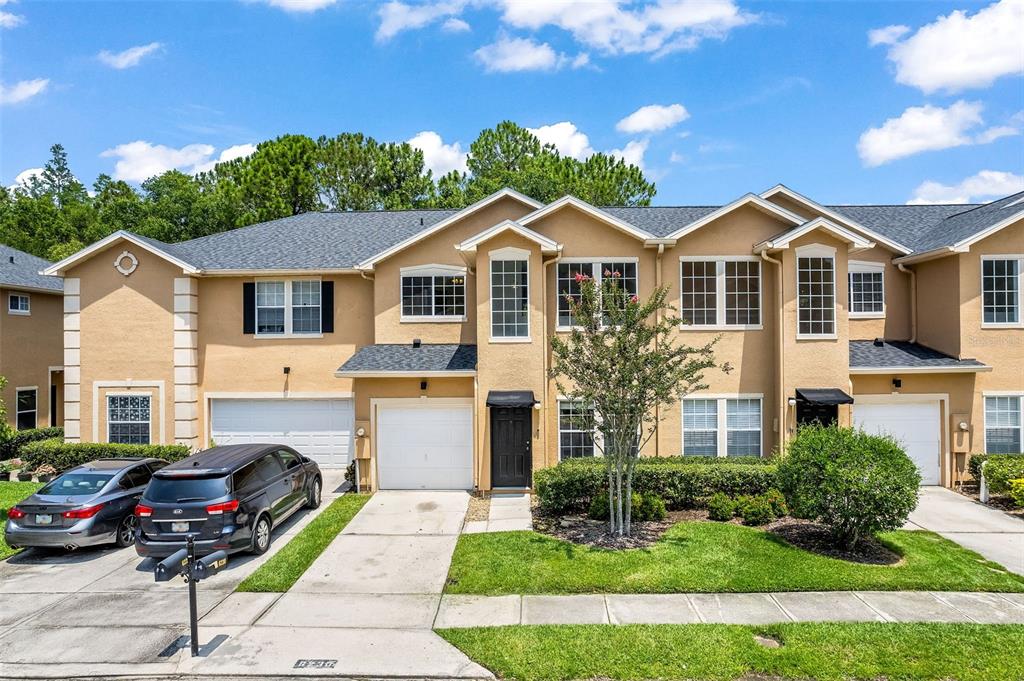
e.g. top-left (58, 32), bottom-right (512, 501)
top-left (1009, 479), bottom-right (1024, 508)
top-left (587, 492), bottom-right (612, 520)
top-left (968, 453), bottom-right (1024, 481)
top-left (638, 493), bottom-right (667, 521)
top-left (778, 425), bottom-right (920, 549)
top-left (763, 488), bottom-right (788, 517)
top-left (587, 492), bottom-right (667, 522)
top-left (736, 494), bottom-right (775, 526)
top-left (981, 457), bottom-right (1024, 494)
top-left (0, 427), bottom-right (63, 459)
top-left (20, 439), bottom-right (191, 471)
top-left (707, 492), bottom-right (736, 521)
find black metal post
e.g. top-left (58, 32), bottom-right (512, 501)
top-left (187, 535), bottom-right (199, 657)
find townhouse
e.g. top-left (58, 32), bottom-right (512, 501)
top-left (41, 186), bottom-right (1024, 490)
top-left (0, 245), bottom-right (64, 432)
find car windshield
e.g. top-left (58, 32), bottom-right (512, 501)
top-left (145, 475), bottom-right (230, 503)
top-left (38, 473), bottom-right (114, 496)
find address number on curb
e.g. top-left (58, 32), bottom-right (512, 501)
top-left (295, 659), bottom-right (338, 669)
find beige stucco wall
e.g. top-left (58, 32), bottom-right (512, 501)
top-left (847, 245), bottom-right (912, 341)
top-left (69, 241), bottom-right (178, 443)
top-left (914, 255), bottom-right (961, 357)
top-left (0, 287), bottom-right (63, 430)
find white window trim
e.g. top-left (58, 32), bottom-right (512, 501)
top-left (555, 257), bottom-right (640, 332)
top-left (795, 243), bottom-right (838, 340)
top-left (399, 264), bottom-right (468, 323)
top-left (982, 391), bottom-right (1024, 454)
top-left (8, 293), bottom-right (30, 316)
top-left (980, 255), bottom-right (1024, 329)
top-left (107, 391), bottom-right (152, 445)
top-left (679, 256), bottom-right (763, 331)
top-left (682, 394), bottom-right (764, 458)
top-left (556, 397), bottom-right (603, 460)
top-left (15, 386), bottom-right (37, 430)
top-left (489, 248), bottom-right (530, 342)
top-left (254, 277), bottom-right (324, 339)
top-left (848, 260), bottom-right (886, 319)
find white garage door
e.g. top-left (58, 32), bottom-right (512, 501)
top-left (853, 400), bottom-right (941, 485)
top-left (376, 401), bottom-right (474, 490)
top-left (211, 398), bottom-right (353, 468)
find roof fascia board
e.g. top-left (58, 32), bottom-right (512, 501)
top-left (334, 370), bottom-right (477, 378)
top-left (1, 283), bottom-right (63, 295)
top-left (849, 365), bottom-right (991, 374)
top-left (952, 208), bottom-right (1024, 250)
top-left (42, 230), bottom-right (201, 276)
top-left (892, 246), bottom-right (959, 265)
top-left (200, 268), bottom-right (361, 277)
top-left (517, 195), bottom-right (654, 240)
top-left (667, 193), bottom-right (805, 240)
top-left (760, 184), bottom-right (912, 255)
top-left (754, 217), bottom-right (874, 253)
top-left (355, 188), bottom-right (542, 270)
top-left (456, 219), bottom-right (561, 254)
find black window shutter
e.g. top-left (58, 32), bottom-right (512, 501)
top-left (321, 280), bottom-right (334, 333)
top-left (242, 282), bottom-right (256, 334)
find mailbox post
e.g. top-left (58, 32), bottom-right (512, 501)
top-left (153, 534), bottom-right (228, 657)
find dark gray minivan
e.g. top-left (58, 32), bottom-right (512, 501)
top-left (134, 444), bottom-right (322, 558)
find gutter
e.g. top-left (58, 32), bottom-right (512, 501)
top-left (654, 242), bottom-right (664, 457)
top-left (760, 250), bottom-right (785, 449)
top-left (849, 365), bottom-right (992, 375)
top-left (896, 262), bottom-right (916, 343)
top-left (542, 250), bottom-right (563, 469)
top-left (333, 370), bottom-right (476, 378)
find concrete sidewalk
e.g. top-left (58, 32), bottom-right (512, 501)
top-left (434, 591), bottom-right (1024, 628)
top-left (906, 486), bottom-right (1024, 575)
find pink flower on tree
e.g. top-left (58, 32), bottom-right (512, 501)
top-left (613, 271), bottom-right (621, 277)
top-left (574, 272), bottom-right (591, 283)
top-left (630, 294), bottom-right (639, 303)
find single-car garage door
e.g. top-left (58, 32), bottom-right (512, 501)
top-left (211, 398), bottom-right (353, 468)
top-left (376, 400), bottom-right (474, 490)
top-left (853, 400), bottom-right (941, 485)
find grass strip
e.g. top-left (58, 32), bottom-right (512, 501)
top-left (439, 622), bottom-right (1024, 681)
top-left (236, 493), bottom-right (370, 592)
top-left (0, 481), bottom-right (42, 560)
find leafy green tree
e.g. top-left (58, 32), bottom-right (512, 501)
top-left (549, 273), bottom-right (725, 536)
top-left (316, 133), bottom-right (433, 210)
top-left (39, 144), bottom-right (88, 208)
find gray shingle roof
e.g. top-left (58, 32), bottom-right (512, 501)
top-left (911, 191), bottom-right (1024, 252)
top-left (0, 245), bottom-right (62, 292)
top-left (828, 204), bottom-right (978, 251)
top-left (849, 340), bottom-right (988, 371)
top-left (337, 343), bottom-right (477, 374)
top-left (601, 206), bottom-right (719, 237)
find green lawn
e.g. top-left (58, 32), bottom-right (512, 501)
top-left (439, 623), bottom-right (1024, 681)
top-left (236, 493), bottom-right (370, 592)
top-left (0, 481), bottom-right (42, 560)
top-left (446, 523), bottom-right (1024, 594)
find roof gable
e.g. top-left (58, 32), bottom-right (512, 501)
top-left (517, 195), bottom-right (655, 241)
top-left (754, 217), bottom-right (875, 253)
top-left (456, 220), bottom-right (560, 254)
top-left (43, 230), bottom-right (201, 276)
top-left (665, 193), bottom-right (805, 240)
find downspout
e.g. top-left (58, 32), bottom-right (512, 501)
top-left (359, 270), bottom-right (374, 281)
top-left (654, 243), bottom-right (664, 457)
top-left (542, 250), bottom-right (562, 473)
top-left (897, 262), bottom-right (917, 343)
top-left (761, 250), bottom-right (785, 452)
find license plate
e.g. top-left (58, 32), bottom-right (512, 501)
top-left (171, 522), bottom-right (190, 533)
top-left (35, 514), bottom-right (52, 525)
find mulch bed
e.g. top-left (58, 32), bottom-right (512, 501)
top-left (531, 511), bottom-right (691, 549)
top-left (956, 485), bottom-right (1024, 521)
top-left (765, 519), bottom-right (903, 565)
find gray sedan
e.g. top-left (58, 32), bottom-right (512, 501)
top-left (5, 457), bottom-right (167, 551)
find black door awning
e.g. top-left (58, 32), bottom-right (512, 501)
top-left (486, 390), bottom-right (536, 408)
top-left (796, 388), bottom-right (854, 405)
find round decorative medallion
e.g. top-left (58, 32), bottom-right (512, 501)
top-left (114, 250), bottom-right (139, 276)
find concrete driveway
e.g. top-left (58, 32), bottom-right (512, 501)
top-left (907, 486), bottom-right (1024, 575)
top-left (0, 471), bottom-right (348, 679)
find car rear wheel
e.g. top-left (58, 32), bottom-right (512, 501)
top-left (115, 514), bottom-right (136, 548)
top-left (306, 477), bottom-right (322, 509)
top-left (251, 514), bottom-right (272, 555)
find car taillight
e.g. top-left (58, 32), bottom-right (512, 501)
top-left (134, 503), bottom-right (153, 517)
top-left (8, 507), bottom-right (26, 520)
top-left (62, 503), bottom-right (104, 520)
top-left (206, 500), bottom-right (239, 515)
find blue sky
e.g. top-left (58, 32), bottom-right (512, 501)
top-left (1, 0), bottom-right (1022, 206)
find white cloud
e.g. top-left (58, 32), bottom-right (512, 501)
top-left (100, 141), bottom-right (224, 182)
top-left (867, 24), bottom-right (908, 46)
top-left (98, 42), bottom-right (163, 70)
top-left (192, 143), bottom-right (258, 174)
top-left (616, 103), bottom-right (689, 134)
top-left (0, 78), bottom-right (49, 105)
top-left (528, 122), bottom-right (595, 160)
top-left (8, 167), bottom-right (42, 191)
top-left (407, 131), bottom-right (467, 176)
top-left (442, 17), bottom-right (470, 33)
top-left (857, 100), bottom-right (984, 166)
top-left (253, 0), bottom-right (337, 12)
top-left (975, 125), bottom-right (1020, 144)
top-left (669, 151), bottom-right (686, 163)
top-left (873, 0), bottom-right (1024, 93)
top-left (474, 36), bottom-right (561, 73)
top-left (908, 170), bottom-right (1024, 204)
top-left (0, 9), bottom-right (24, 28)
top-left (376, 1), bottom-right (466, 41)
top-left (608, 139), bottom-right (649, 170)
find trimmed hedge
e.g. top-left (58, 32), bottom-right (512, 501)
top-left (969, 453), bottom-right (1024, 483)
top-left (20, 439), bottom-right (191, 472)
top-left (981, 457), bottom-right (1024, 494)
top-left (535, 458), bottom-right (778, 515)
top-left (0, 427), bottom-right (63, 460)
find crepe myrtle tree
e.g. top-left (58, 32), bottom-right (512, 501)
top-left (549, 270), bottom-right (728, 536)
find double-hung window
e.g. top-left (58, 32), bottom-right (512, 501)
top-left (490, 253), bottom-right (529, 339)
top-left (796, 246), bottom-right (836, 338)
top-left (108, 394), bottom-right (151, 445)
top-left (848, 261), bottom-right (885, 317)
top-left (981, 256), bottom-right (1022, 327)
top-left (255, 280), bottom-right (322, 336)
top-left (556, 260), bottom-right (638, 328)
top-left (400, 266), bottom-right (466, 321)
top-left (558, 400), bottom-right (596, 459)
top-left (15, 388), bottom-right (36, 430)
top-left (985, 395), bottom-right (1022, 453)
top-left (683, 396), bottom-right (762, 457)
top-left (680, 258), bottom-right (761, 328)
top-left (8, 294), bottom-right (30, 316)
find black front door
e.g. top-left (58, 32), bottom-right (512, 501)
top-left (491, 407), bottom-right (531, 487)
top-left (796, 401), bottom-right (838, 427)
